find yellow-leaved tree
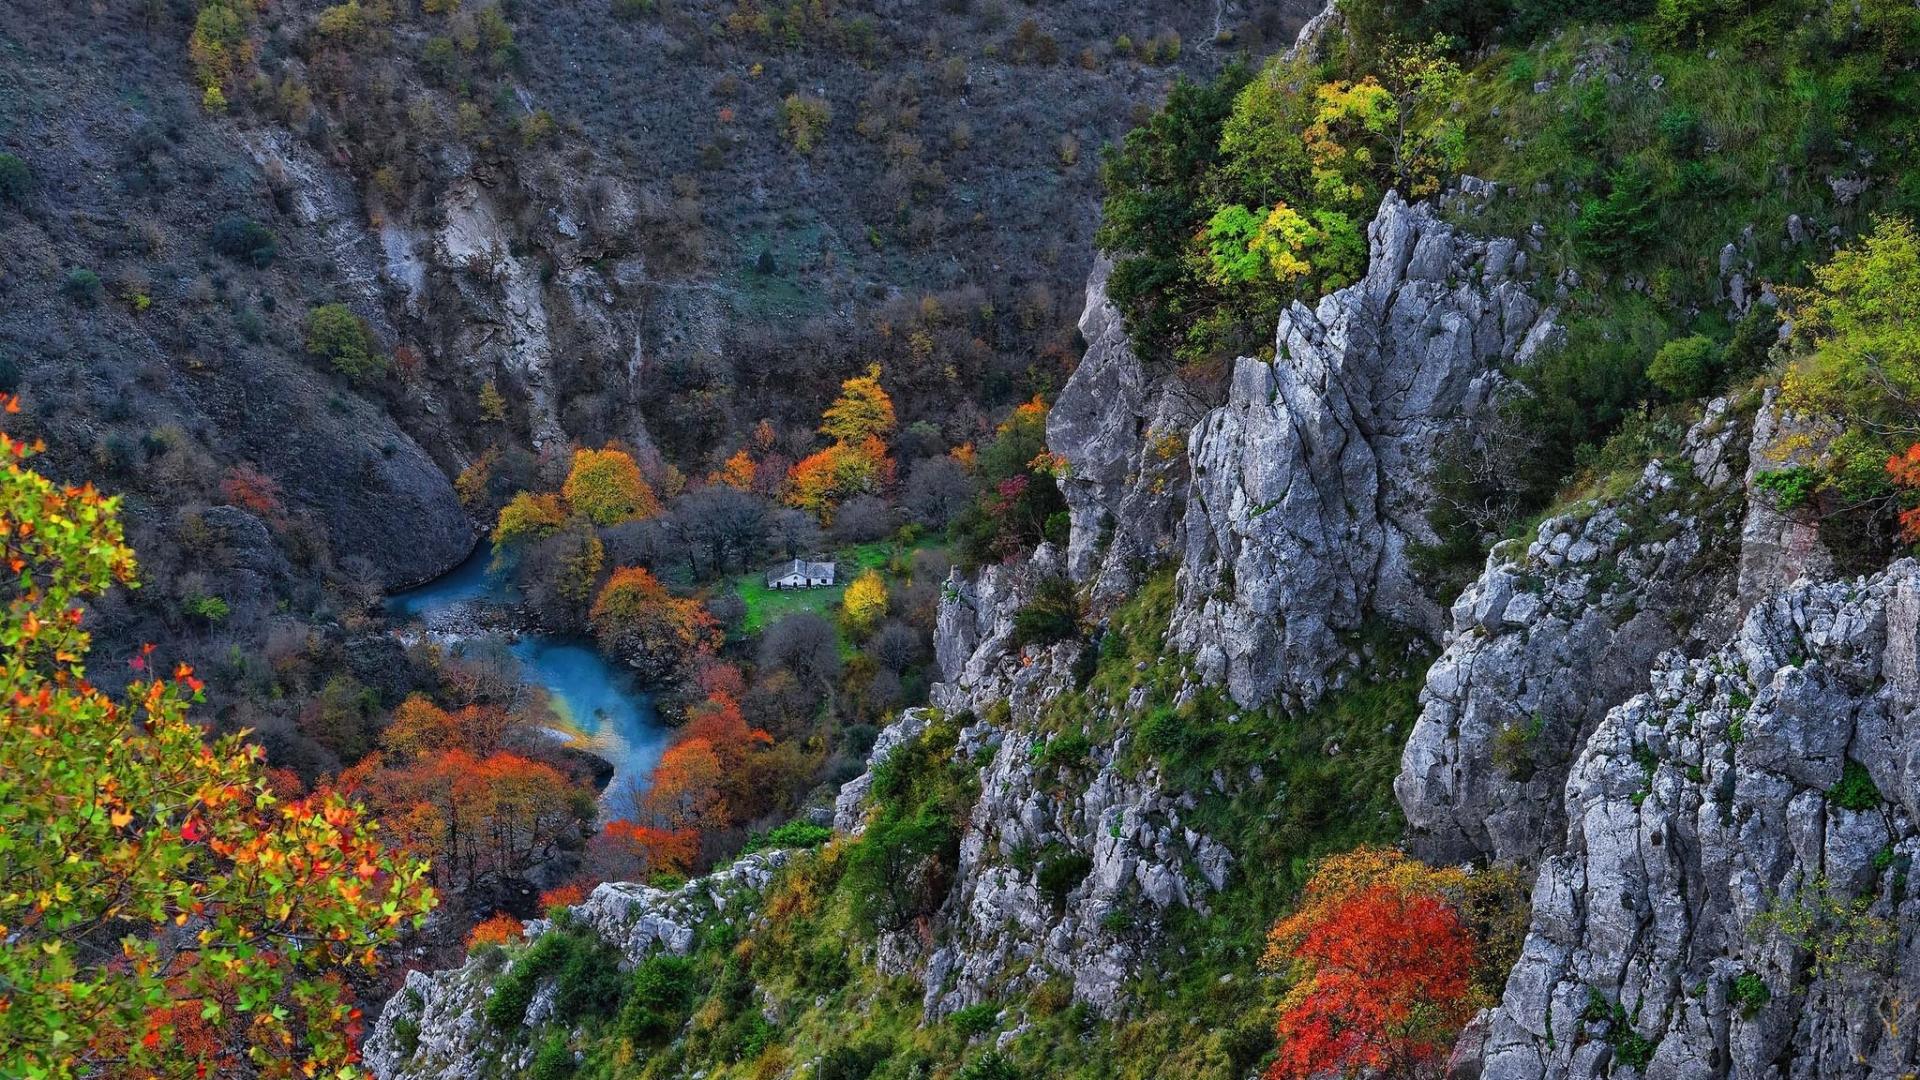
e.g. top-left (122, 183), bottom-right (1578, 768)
top-left (563, 446), bottom-right (661, 526)
top-left (840, 568), bottom-right (889, 637)
top-left (0, 399), bottom-right (436, 1078)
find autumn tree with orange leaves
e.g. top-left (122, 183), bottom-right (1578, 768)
top-left (590, 567), bottom-right (721, 681)
top-left (787, 365), bottom-right (898, 520)
top-left (1262, 848), bottom-right (1481, 1080)
top-left (0, 403), bottom-right (436, 1080)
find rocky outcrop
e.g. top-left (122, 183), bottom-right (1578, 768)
top-left (840, 636), bottom-right (1234, 1019)
top-left (1047, 259), bottom-right (1199, 609)
top-left (1737, 391), bottom-right (1835, 617)
top-left (917, 717), bottom-right (1232, 1018)
top-left (931, 544), bottom-right (1070, 714)
top-left (814, 539), bottom-right (1232, 1019)
top-left (1477, 560), bottom-right (1920, 1079)
top-left (1396, 401), bottom-right (1748, 865)
top-left (366, 853), bottom-right (786, 1080)
top-left (1169, 192), bottom-right (1559, 710)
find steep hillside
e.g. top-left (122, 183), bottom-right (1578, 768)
top-left (12, 0), bottom-right (1920, 1076)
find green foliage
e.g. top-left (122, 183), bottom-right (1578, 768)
top-left (743, 819), bottom-right (835, 853)
top-left (618, 953), bottom-right (697, 1045)
top-left (1095, 63), bottom-right (1251, 366)
top-left (1009, 575), bottom-right (1080, 650)
top-left (781, 94), bottom-right (832, 154)
top-left (211, 215), bottom-right (279, 267)
top-left (0, 153), bottom-right (29, 205)
top-left (486, 927), bottom-right (626, 1033)
top-left (185, 592), bottom-right (231, 622)
top-left (63, 268), bottom-right (102, 306)
top-left (1581, 989), bottom-right (1658, 1069)
top-left (956, 1053), bottom-right (1022, 1080)
top-left (1828, 759), bottom-right (1882, 811)
top-left (1033, 729), bottom-right (1091, 770)
top-left (952, 401), bottom-right (1068, 567)
top-left (304, 303), bottom-right (384, 380)
top-left (1573, 168), bottom-right (1662, 264)
top-left (1753, 467), bottom-right (1819, 511)
top-left (1730, 971), bottom-right (1771, 1018)
top-left (0, 425), bottom-right (435, 1077)
top-left (1036, 849), bottom-right (1093, 911)
top-left (817, 1043), bottom-right (891, 1080)
top-left (1646, 334), bottom-right (1722, 398)
top-left (530, 1030), bottom-right (576, 1080)
top-left (844, 719), bottom-right (976, 932)
top-left (949, 1002), bottom-right (1000, 1037)
top-left (1781, 218), bottom-right (1920, 500)
top-left (1750, 875), bottom-right (1895, 981)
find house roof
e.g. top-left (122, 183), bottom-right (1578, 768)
top-left (766, 558), bottom-right (836, 582)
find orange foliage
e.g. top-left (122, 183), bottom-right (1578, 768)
top-left (382, 694), bottom-right (512, 759)
top-left (220, 465), bottom-right (282, 518)
top-left (784, 436), bottom-right (894, 519)
top-left (341, 749), bottom-right (587, 892)
top-left (709, 449), bottom-right (758, 490)
top-left (600, 820), bottom-right (699, 876)
top-left (1890, 443), bottom-right (1920, 542)
top-left (1264, 849), bottom-right (1478, 1080)
top-left (539, 882), bottom-right (591, 910)
top-left (466, 914), bottom-right (524, 949)
top-left (589, 567), bottom-right (720, 677)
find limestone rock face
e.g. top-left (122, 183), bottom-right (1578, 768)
top-left (1737, 390), bottom-right (1836, 617)
top-left (365, 853), bottom-right (786, 1080)
top-left (1396, 401), bottom-right (1749, 865)
top-left (1168, 192), bottom-right (1559, 711)
top-left (819, 541), bottom-right (1233, 1019)
top-left (1477, 560), bottom-right (1920, 1080)
top-left (1047, 258), bottom-right (1199, 608)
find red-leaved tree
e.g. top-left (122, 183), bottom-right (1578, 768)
top-left (1264, 849), bottom-right (1479, 1080)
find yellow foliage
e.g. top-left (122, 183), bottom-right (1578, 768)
top-left (819, 363), bottom-right (897, 445)
top-left (492, 491), bottom-right (568, 550)
top-left (840, 568), bottom-right (888, 636)
top-left (562, 447), bottom-right (660, 525)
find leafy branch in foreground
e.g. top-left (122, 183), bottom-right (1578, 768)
top-left (0, 396), bottom-right (436, 1079)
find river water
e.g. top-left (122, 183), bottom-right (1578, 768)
top-left (387, 548), bottom-right (671, 811)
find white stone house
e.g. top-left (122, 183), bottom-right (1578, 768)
top-left (766, 558), bottom-right (837, 589)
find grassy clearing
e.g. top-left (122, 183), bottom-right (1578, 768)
top-left (729, 536), bottom-right (936, 637)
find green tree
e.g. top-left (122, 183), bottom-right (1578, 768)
top-left (1782, 217), bottom-right (1920, 449)
top-left (1646, 334), bottom-right (1722, 398)
top-left (0, 153), bottom-right (29, 205)
top-left (0, 408), bottom-right (435, 1077)
top-left (304, 303), bottom-right (385, 380)
top-left (1096, 63), bottom-right (1251, 365)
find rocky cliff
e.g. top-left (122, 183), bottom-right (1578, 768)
top-left (1396, 399), bottom-right (1749, 866)
top-left (1168, 191), bottom-right (1559, 711)
top-left (1047, 259), bottom-right (1201, 609)
top-left (1475, 560), bottom-right (1920, 1079)
top-left (867, 543), bottom-right (1232, 1018)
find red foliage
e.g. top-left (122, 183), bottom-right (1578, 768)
top-left (220, 465), bottom-right (283, 519)
top-left (1889, 443), bottom-right (1920, 543)
top-left (1266, 882), bottom-right (1477, 1080)
top-left (599, 820), bottom-right (699, 876)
